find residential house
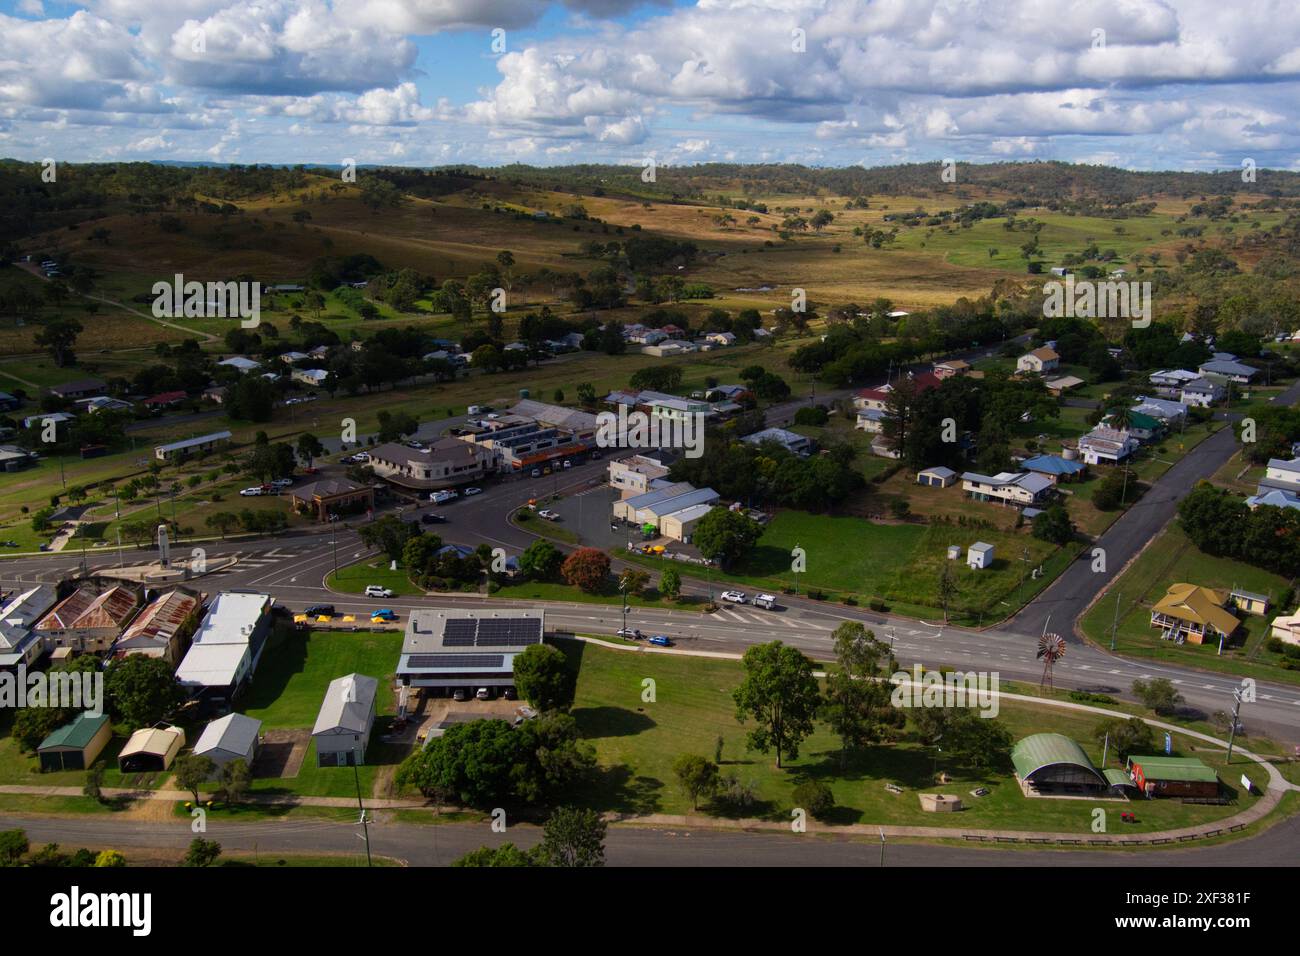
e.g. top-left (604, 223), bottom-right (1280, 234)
top-left (1149, 369), bottom-right (1200, 393)
top-left (1132, 395), bottom-right (1190, 426)
top-left (1269, 610), bottom-right (1300, 647)
top-left (34, 584), bottom-right (140, 655)
top-left (933, 359), bottom-right (970, 379)
top-left (1021, 454), bottom-right (1087, 483)
top-left (1149, 583), bottom-right (1239, 645)
top-left (1246, 488), bottom-right (1300, 512)
top-left (217, 356), bottom-right (262, 374)
top-left (1197, 359), bottom-right (1256, 384)
top-left (960, 471), bottom-right (1054, 507)
top-left (48, 379), bottom-right (107, 401)
top-left (1179, 378), bottom-right (1226, 407)
top-left (704, 331), bottom-right (736, 347)
top-left (111, 588), bottom-right (201, 666)
top-left (1256, 458), bottom-right (1300, 496)
top-left (1017, 347), bottom-right (1060, 374)
top-left (142, 391), bottom-right (187, 410)
top-left (290, 368), bottom-right (330, 388)
top-left (202, 386), bottom-right (228, 405)
top-left (78, 396), bottom-right (133, 414)
top-left (312, 673), bottom-right (378, 767)
top-left (278, 351), bottom-right (310, 364)
top-left (23, 411), bottom-right (74, 432)
top-left (1078, 426), bottom-right (1139, 466)
top-left (1106, 410), bottom-right (1162, 443)
top-left (740, 427), bottom-right (813, 457)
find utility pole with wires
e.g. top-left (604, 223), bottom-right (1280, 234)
top-left (1225, 687), bottom-right (1247, 765)
top-left (352, 761), bottom-right (372, 867)
top-left (1109, 591), bottom-right (1122, 651)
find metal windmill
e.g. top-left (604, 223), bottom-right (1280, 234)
top-left (1037, 633), bottom-right (1066, 691)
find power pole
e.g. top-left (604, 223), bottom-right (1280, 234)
top-left (1225, 688), bottom-right (1246, 765)
top-left (1109, 591), bottom-right (1121, 651)
top-left (352, 761), bottom-right (372, 867)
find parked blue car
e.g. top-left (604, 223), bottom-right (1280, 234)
top-left (648, 635), bottom-right (674, 647)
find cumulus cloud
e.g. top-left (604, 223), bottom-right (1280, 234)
top-left (0, 0), bottom-right (1298, 168)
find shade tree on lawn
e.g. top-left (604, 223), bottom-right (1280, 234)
top-left (732, 641), bottom-right (821, 769)
top-left (512, 643), bottom-right (575, 712)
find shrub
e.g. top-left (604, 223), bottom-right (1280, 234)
top-left (792, 780), bottom-right (835, 819)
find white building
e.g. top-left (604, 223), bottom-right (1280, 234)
top-left (1016, 347), bottom-right (1060, 374)
top-left (193, 713), bottom-right (262, 770)
top-left (312, 673), bottom-right (379, 767)
top-left (967, 542), bottom-right (995, 570)
top-left (175, 592), bottom-right (273, 712)
top-left (960, 471), bottom-right (1054, 507)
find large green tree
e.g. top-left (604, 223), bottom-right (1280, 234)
top-left (512, 643), bottom-right (575, 712)
top-left (732, 641), bottom-right (821, 768)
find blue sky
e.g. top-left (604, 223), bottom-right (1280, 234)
top-left (0, 0), bottom-right (1297, 171)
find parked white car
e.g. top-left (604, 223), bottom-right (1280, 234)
top-left (753, 593), bottom-right (778, 610)
top-left (431, 490), bottom-right (458, 504)
top-left (720, 591), bottom-right (748, 604)
top-left (537, 509), bottom-right (560, 521)
top-left (271, 478), bottom-right (293, 489)
top-left (463, 487), bottom-right (483, 497)
top-left (364, 585), bottom-right (394, 598)
top-left (239, 487), bottom-right (263, 497)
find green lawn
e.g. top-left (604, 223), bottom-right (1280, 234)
top-left (560, 641), bottom-right (1269, 832)
top-left (652, 510), bottom-right (926, 601)
top-left (326, 557), bottom-right (426, 596)
top-left (241, 628), bottom-right (401, 729)
top-left (1079, 524), bottom-right (1299, 685)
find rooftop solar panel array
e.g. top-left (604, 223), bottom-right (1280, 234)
top-left (438, 616), bottom-right (542, 648)
top-left (407, 653), bottom-right (505, 669)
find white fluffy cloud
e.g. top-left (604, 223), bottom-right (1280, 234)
top-left (0, 0), bottom-right (1296, 167)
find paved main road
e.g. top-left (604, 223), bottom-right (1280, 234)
top-left (1, 809), bottom-right (1295, 866)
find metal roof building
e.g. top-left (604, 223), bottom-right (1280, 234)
top-left (193, 712), bottom-right (262, 768)
top-left (312, 673), bottom-right (379, 767)
top-left (397, 608), bottom-right (544, 695)
top-left (118, 726), bottom-right (186, 772)
top-left (38, 713), bottom-right (112, 772)
top-left (1011, 733), bottom-right (1109, 795)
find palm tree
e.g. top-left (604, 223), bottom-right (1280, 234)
top-left (1104, 403), bottom-right (1135, 504)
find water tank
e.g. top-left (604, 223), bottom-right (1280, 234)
top-left (519, 388), bottom-right (530, 399)
top-left (1062, 447), bottom-right (1078, 461)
